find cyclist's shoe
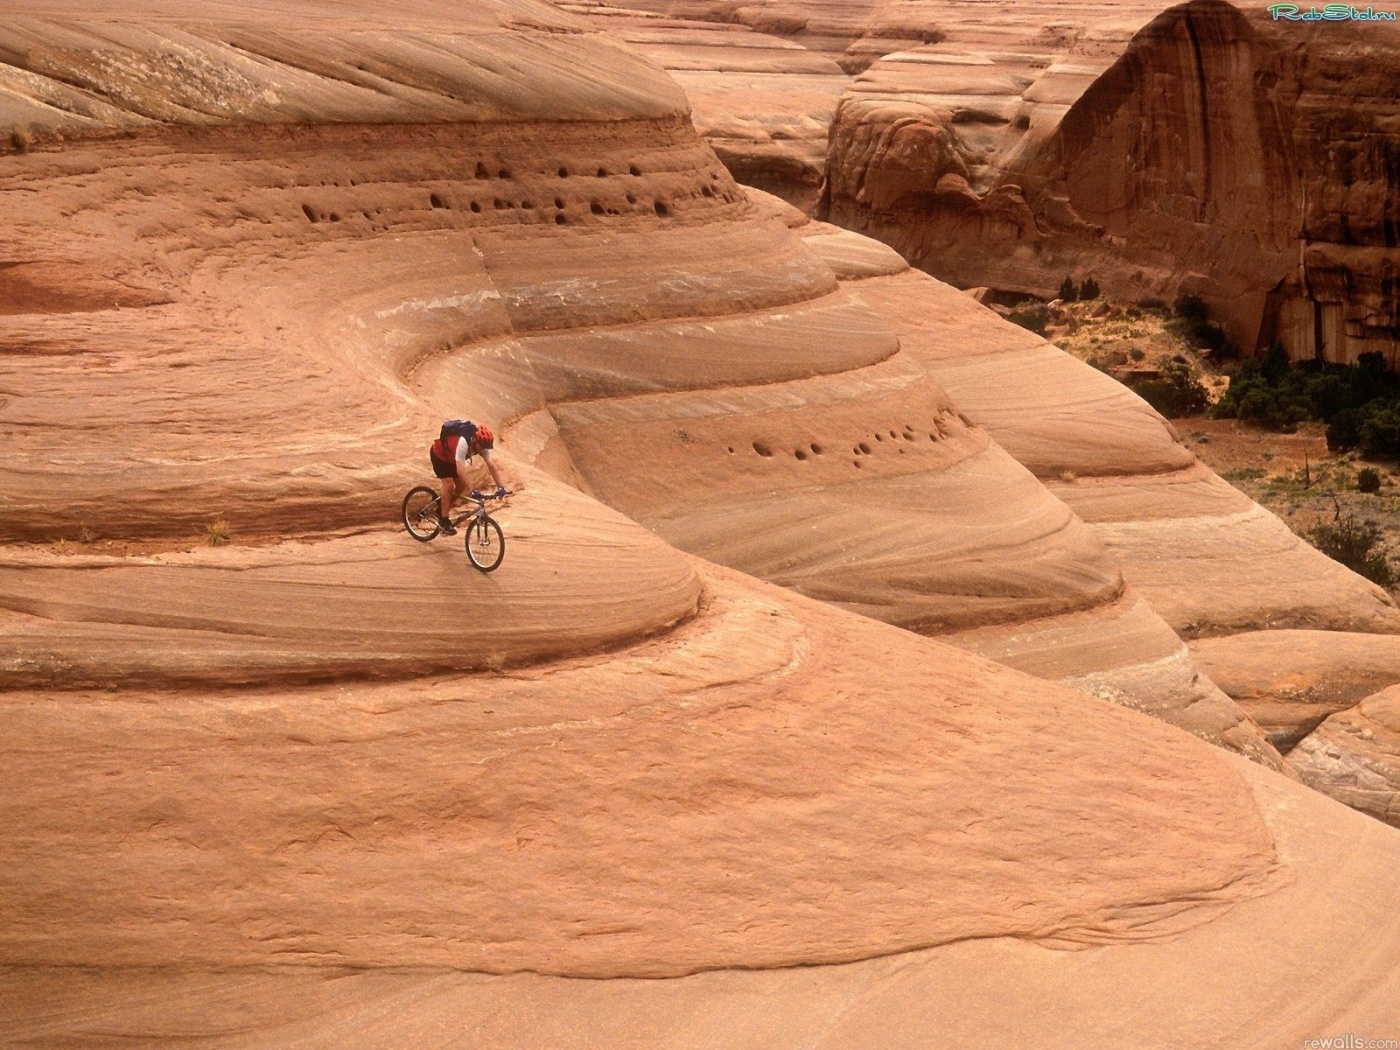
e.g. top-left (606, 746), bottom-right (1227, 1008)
top-left (437, 516), bottom-right (457, 536)
top-left (469, 489), bottom-right (483, 500)
top-left (494, 486), bottom-right (508, 499)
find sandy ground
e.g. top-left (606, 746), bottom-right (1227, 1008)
top-left (1176, 418), bottom-right (1400, 589)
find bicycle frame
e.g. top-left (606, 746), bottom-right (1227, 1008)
top-left (446, 491), bottom-right (508, 526)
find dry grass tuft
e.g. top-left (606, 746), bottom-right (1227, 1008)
top-left (206, 518), bottom-right (232, 546)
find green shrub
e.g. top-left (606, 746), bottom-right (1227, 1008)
top-left (1008, 304), bottom-right (1048, 336)
top-left (1173, 294), bottom-right (1208, 323)
top-left (1166, 295), bottom-right (1237, 357)
top-left (1079, 276), bottom-right (1100, 300)
top-left (1220, 347), bottom-right (1400, 444)
top-left (1131, 359), bottom-right (1210, 417)
top-left (1307, 514), bottom-right (1394, 587)
top-left (1259, 341), bottom-right (1291, 384)
top-left (1058, 275), bottom-right (1077, 302)
top-left (1358, 467), bottom-right (1382, 494)
top-left (1360, 401), bottom-right (1400, 457)
top-left (1327, 414), bottom-right (1357, 452)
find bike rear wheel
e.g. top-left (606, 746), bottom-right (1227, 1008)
top-left (465, 514), bottom-right (505, 571)
top-left (402, 485), bottom-right (442, 541)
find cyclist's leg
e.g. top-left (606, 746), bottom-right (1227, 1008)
top-left (429, 446), bottom-right (458, 530)
top-left (439, 475), bottom-right (456, 520)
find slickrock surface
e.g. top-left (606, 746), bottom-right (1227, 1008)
top-left (4, 2), bottom-right (1400, 1044)
top-left (812, 247), bottom-right (1400, 639)
top-left (562, 7), bottom-right (848, 209)
top-left (524, 200), bottom-right (1282, 761)
top-left (0, 565), bottom-right (1285, 976)
top-left (6, 754), bottom-right (1400, 1048)
top-left (0, 474), bottom-right (702, 686)
top-left (1192, 631), bottom-right (1400, 751)
top-left (792, 210), bottom-right (1399, 741)
top-left (1289, 684), bottom-right (1400, 829)
top-left (0, 0), bottom-right (1283, 769)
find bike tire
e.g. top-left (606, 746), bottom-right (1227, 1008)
top-left (402, 485), bottom-right (442, 542)
top-left (465, 515), bottom-right (505, 571)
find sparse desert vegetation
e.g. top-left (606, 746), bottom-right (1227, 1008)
top-left (1048, 297), bottom-right (1400, 594)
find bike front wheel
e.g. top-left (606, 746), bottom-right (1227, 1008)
top-left (402, 485), bottom-right (442, 541)
top-left (465, 514), bottom-right (505, 571)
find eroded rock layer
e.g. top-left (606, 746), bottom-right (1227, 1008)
top-left (1289, 684), bottom-right (1400, 829)
top-left (0, 12), bottom-right (1278, 774)
top-left (0, 565), bottom-right (1285, 976)
top-left (581, 0), bottom-right (1400, 365)
top-left (3, 4), bottom-right (1400, 1044)
top-left (1192, 630), bottom-right (1400, 751)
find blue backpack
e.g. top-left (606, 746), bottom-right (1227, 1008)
top-left (439, 420), bottom-right (477, 444)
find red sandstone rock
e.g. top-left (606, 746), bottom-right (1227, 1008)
top-left (2, 3), bottom-right (1400, 1045)
top-left (822, 0), bottom-right (1400, 365)
top-left (594, 0), bottom-right (1400, 365)
top-left (1289, 684), bottom-right (1400, 828)
top-left (1191, 630), bottom-right (1400, 751)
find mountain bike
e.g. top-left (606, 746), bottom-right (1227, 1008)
top-left (401, 485), bottom-right (508, 572)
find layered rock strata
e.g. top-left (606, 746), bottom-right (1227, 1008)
top-left (781, 202), bottom-right (1400, 636)
top-left (0, 4), bottom-right (1315, 773)
top-left (821, 0), bottom-right (1400, 364)
top-left (1288, 684), bottom-right (1400, 829)
top-left (1, 563), bottom-right (1287, 976)
top-left (1191, 630), bottom-right (1400, 751)
top-left (4, 4), bottom-right (1400, 1045)
top-left (577, 0), bottom-right (1400, 366)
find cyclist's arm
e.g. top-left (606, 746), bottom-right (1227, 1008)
top-left (481, 448), bottom-right (504, 490)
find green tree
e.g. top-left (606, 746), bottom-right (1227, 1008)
top-left (1260, 341), bottom-right (1291, 385)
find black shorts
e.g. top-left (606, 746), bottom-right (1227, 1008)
top-left (430, 449), bottom-right (455, 479)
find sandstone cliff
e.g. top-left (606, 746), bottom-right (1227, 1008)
top-left (821, 0), bottom-right (1400, 366)
top-left (579, 0), bottom-right (1400, 366)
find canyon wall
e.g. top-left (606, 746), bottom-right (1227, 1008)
top-left (821, 0), bottom-right (1400, 364)
top-left (581, 0), bottom-right (1400, 367)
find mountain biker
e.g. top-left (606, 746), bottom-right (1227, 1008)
top-left (430, 420), bottom-right (505, 535)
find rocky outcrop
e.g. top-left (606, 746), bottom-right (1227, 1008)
top-left (577, 1), bottom-right (1400, 366)
top-left (1191, 630), bottom-right (1400, 751)
top-left (565, 7), bottom-right (850, 209)
top-left (1, 563), bottom-right (1287, 976)
top-left (1289, 684), bottom-right (1400, 828)
top-left (822, 0), bottom-right (1400, 365)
